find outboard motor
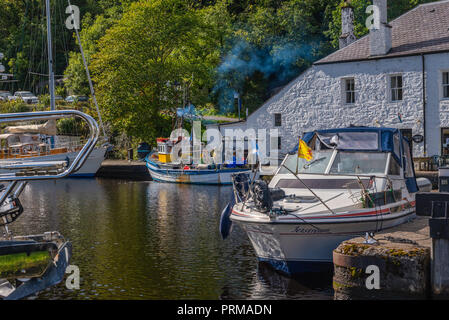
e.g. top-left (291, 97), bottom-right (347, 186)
top-left (137, 142), bottom-right (151, 160)
top-left (232, 173), bottom-right (251, 202)
top-left (252, 180), bottom-right (273, 213)
top-left (232, 174), bottom-right (286, 213)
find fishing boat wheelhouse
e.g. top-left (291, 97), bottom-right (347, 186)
top-left (156, 138), bottom-right (173, 163)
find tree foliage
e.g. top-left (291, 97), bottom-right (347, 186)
top-left (90, 0), bottom-right (220, 143)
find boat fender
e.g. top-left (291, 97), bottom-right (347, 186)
top-left (252, 180), bottom-right (273, 213)
top-left (219, 196), bottom-right (235, 240)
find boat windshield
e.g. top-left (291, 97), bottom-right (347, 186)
top-left (277, 151), bottom-right (389, 176)
top-left (278, 151), bottom-right (333, 174)
top-left (329, 152), bottom-right (388, 175)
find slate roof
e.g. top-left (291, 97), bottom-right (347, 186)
top-left (315, 0), bottom-right (449, 65)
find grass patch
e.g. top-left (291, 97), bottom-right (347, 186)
top-left (0, 251), bottom-right (50, 278)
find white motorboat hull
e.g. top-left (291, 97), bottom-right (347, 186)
top-left (0, 147), bottom-right (106, 177)
top-left (146, 160), bottom-right (255, 185)
top-left (231, 203), bottom-right (415, 274)
top-left (225, 126), bottom-right (423, 275)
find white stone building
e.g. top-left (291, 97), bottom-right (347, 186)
top-left (209, 0), bottom-right (449, 159)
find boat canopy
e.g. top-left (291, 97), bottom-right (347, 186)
top-left (4, 121), bottom-right (56, 136)
top-left (301, 127), bottom-right (401, 157)
top-left (294, 127), bottom-right (418, 193)
top-left (0, 133), bottom-right (41, 146)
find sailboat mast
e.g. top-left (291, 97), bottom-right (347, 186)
top-left (46, 0), bottom-right (56, 111)
top-left (67, 0), bottom-right (106, 137)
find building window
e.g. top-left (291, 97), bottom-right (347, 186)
top-left (278, 136), bottom-right (282, 150)
top-left (390, 75), bottom-right (403, 101)
top-left (443, 72), bottom-right (449, 99)
top-left (343, 78), bottom-right (355, 104)
top-left (274, 113), bottom-right (282, 127)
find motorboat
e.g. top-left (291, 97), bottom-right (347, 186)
top-left (222, 127), bottom-right (429, 275)
top-left (0, 110), bottom-right (99, 299)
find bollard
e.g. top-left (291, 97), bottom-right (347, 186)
top-left (416, 192), bottom-right (449, 298)
top-left (127, 148), bottom-right (134, 162)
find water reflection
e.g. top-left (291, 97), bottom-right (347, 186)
top-left (7, 179), bottom-right (332, 300)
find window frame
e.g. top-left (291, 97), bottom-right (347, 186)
top-left (342, 77), bottom-right (356, 105)
top-left (442, 71), bottom-right (449, 100)
top-left (389, 74), bottom-right (403, 102)
top-left (274, 113), bottom-right (282, 127)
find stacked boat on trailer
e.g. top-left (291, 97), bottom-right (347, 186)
top-left (222, 127), bottom-right (431, 275)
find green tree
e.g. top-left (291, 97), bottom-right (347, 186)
top-left (64, 11), bottom-right (121, 95)
top-left (91, 0), bottom-right (220, 144)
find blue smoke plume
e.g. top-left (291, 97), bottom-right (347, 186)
top-left (213, 38), bottom-right (316, 113)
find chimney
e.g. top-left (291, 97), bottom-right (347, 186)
top-left (339, 1), bottom-right (356, 49)
top-left (369, 0), bottom-right (392, 56)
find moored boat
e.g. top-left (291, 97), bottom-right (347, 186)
top-left (225, 127), bottom-right (428, 275)
top-left (145, 137), bottom-right (255, 185)
top-left (0, 123), bottom-right (107, 177)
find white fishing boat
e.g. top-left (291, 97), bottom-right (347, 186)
top-left (221, 127), bottom-right (430, 275)
top-left (145, 138), bottom-right (254, 185)
top-left (145, 103), bottom-right (256, 185)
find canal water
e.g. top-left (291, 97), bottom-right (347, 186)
top-left (9, 179), bottom-right (332, 300)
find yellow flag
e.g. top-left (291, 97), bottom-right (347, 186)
top-left (297, 138), bottom-right (313, 161)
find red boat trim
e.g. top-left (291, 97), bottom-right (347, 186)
top-left (232, 200), bottom-right (415, 221)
